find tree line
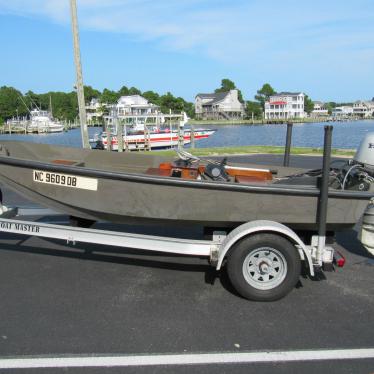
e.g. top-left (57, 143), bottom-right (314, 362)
top-left (0, 85), bottom-right (195, 125)
top-left (0, 80), bottom-right (348, 125)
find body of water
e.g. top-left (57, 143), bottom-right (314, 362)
top-left (194, 120), bottom-right (374, 150)
top-left (1, 120), bottom-right (373, 150)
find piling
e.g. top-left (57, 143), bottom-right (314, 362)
top-left (178, 119), bottom-right (184, 150)
top-left (283, 122), bottom-right (293, 166)
top-left (190, 125), bottom-right (195, 149)
top-left (116, 116), bottom-right (123, 153)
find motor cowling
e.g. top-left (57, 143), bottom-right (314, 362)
top-left (359, 201), bottom-right (374, 256)
top-left (354, 132), bottom-right (374, 171)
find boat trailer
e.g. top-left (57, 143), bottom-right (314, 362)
top-left (0, 198), bottom-right (345, 303)
top-left (0, 126), bottom-right (367, 301)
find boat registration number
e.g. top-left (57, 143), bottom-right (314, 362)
top-left (33, 170), bottom-right (98, 191)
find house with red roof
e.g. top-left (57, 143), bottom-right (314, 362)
top-left (264, 92), bottom-right (306, 120)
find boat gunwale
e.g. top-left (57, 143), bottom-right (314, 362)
top-left (0, 155), bottom-right (373, 200)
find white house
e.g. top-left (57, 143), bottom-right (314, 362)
top-left (85, 98), bottom-right (106, 125)
top-left (114, 95), bottom-right (160, 118)
top-left (264, 92), bottom-right (305, 120)
top-left (86, 95), bottom-right (161, 124)
top-left (311, 101), bottom-right (329, 117)
top-left (353, 101), bottom-right (374, 118)
top-left (332, 106), bottom-right (354, 118)
top-left (195, 90), bottom-right (245, 120)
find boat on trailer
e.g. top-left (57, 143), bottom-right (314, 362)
top-left (0, 140), bottom-right (372, 231)
top-left (0, 130), bottom-right (373, 301)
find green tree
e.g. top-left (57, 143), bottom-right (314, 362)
top-left (24, 90), bottom-right (42, 110)
top-left (304, 95), bottom-right (314, 114)
top-left (255, 83), bottom-right (276, 109)
top-left (160, 92), bottom-right (183, 113)
top-left (325, 102), bottom-right (337, 115)
top-left (142, 90), bottom-right (160, 105)
top-left (0, 86), bottom-right (28, 120)
top-left (245, 101), bottom-right (263, 119)
top-left (84, 86), bottom-right (101, 103)
top-left (183, 101), bottom-right (195, 119)
top-left (215, 78), bottom-right (244, 103)
top-left (118, 85), bottom-right (130, 96)
top-left (41, 91), bottom-right (78, 121)
top-left (156, 92), bottom-right (194, 117)
top-left (128, 87), bottom-right (141, 96)
top-left (100, 88), bottom-right (120, 104)
top-left (215, 78), bottom-right (236, 92)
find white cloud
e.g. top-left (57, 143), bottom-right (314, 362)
top-left (0, 0), bottom-right (374, 67)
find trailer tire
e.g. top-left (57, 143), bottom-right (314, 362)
top-left (227, 233), bottom-right (301, 301)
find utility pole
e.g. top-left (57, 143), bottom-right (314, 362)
top-left (70, 0), bottom-right (89, 148)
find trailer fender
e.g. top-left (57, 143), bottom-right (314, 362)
top-left (215, 220), bottom-right (314, 276)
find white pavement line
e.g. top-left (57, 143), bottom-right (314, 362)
top-left (0, 349), bottom-right (374, 369)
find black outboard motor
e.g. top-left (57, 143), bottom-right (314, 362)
top-left (204, 158), bottom-right (230, 181)
top-left (333, 133), bottom-right (374, 191)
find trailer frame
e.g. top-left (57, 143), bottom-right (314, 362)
top-left (0, 203), bottom-right (340, 301)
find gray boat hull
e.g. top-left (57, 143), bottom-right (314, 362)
top-left (0, 141), bottom-right (371, 231)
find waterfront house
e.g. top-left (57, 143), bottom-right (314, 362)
top-left (115, 95), bottom-right (160, 118)
top-left (86, 98), bottom-right (107, 125)
top-left (103, 95), bottom-right (162, 126)
top-left (264, 92), bottom-right (305, 120)
top-left (86, 95), bottom-right (160, 123)
top-left (332, 106), bottom-right (354, 118)
top-left (195, 90), bottom-right (245, 120)
top-left (311, 101), bottom-right (329, 117)
top-left (353, 101), bottom-right (374, 118)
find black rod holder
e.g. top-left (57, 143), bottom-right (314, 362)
top-left (318, 125), bottom-right (333, 238)
top-left (283, 122), bottom-right (293, 167)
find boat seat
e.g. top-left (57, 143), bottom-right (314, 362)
top-left (145, 168), bottom-right (171, 177)
top-left (145, 166), bottom-right (200, 180)
top-left (235, 175), bottom-right (271, 184)
top-left (226, 167), bottom-right (273, 181)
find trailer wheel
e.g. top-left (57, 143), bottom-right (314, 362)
top-left (227, 233), bottom-right (301, 301)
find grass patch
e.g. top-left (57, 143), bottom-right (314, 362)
top-left (142, 146), bottom-right (355, 157)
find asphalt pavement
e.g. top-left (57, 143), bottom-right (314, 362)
top-left (0, 154), bottom-right (373, 373)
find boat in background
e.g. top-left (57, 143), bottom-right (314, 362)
top-left (92, 127), bottom-right (215, 150)
top-left (27, 109), bottom-right (65, 133)
top-left (92, 112), bottom-right (216, 150)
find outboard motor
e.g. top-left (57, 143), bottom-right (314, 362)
top-left (331, 133), bottom-right (374, 191)
top-left (359, 201), bottom-right (374, 256)
top-left (354, 133), bottom-right (374, 256)
top-left (353, 132), bottom-right (374, 172)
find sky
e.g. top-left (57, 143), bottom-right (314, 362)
top-left (0, 0), bottom-right (373, 102)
